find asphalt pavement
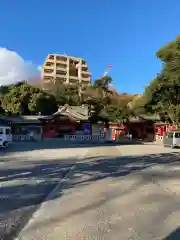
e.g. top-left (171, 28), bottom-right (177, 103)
top-left (0, 142), bottom-right (88, 240)
top-left (16, 144), bottom-right (180, 240)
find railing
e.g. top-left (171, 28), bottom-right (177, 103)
top-left (13, 134), bottom-right (104, 142)
top-left (13, 134), bottom-right (40, 141)
top-left (64, 135), bottom-right (105, 141)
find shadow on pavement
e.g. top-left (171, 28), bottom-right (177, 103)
top-left (64, 151), bottom-right (180, 188)
top-left (0, 139), bottom-right (143, 155)
top-left (0, 157), bottom-right (76, 240)
top-left (1, 150), bottom-right (180, 239)
top-left (164, 227), bottom-right (180, 239)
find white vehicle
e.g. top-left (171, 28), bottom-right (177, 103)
top-left (0, 126), bottom-right (12, 148)
top-left (163, 130), bottom-right (180, 148)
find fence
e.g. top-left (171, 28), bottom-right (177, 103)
top-left (64, 134), bottom-right (105, 142)
top-left (12, 134), bottom-right (41, 142)
top-left (12, 134), bottom-right (105, 142)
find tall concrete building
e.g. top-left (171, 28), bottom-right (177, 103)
top-left (42, 54), bottom-right (91, 86)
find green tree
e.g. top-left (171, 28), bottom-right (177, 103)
top-left (28, 91), bottom-right (58, 115)
top-left (105, 104), bottom-right (133, 123)
top-left (143, 36), bottom-right (180, 125)
top-left (93, 75), bottom-right (113, 99)
top-left (1, 82), bottom-right (58, 115)
top-left (128, 94), bottom-right (148, 115)
top-left (43, 81), bottom-right (80, 106)
top-left (1, 84), bottom-right (27, 114)
top-left (82, 76), bottom-right (113, 119)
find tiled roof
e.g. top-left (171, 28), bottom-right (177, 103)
top-left (0, 115), bottom-right (43, 123)
top-left (53, 105), bottom-right (89, 121)
top-left (129, 115), bottom-right (160, 122)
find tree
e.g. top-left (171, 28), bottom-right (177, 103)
top-left (82, 76), bottom-right (138, 123)
top-left (0, 82), bottom-right (58, 115)
top-left (143, 36), bottom-right (180, 125)
top-left (43, 81), bottom-right (80, 106)
top-left (128, 94), bottom-right (148, 115)
top-left (105, 104), bottom-right (134, 123)
top-left (93, 75), bottom-right (113, 99)
top-left (0, 76), bottom-right (142, 122)
top-left (0, 85), bottom-right (12, 96)
top-left (28, 91), bottom-right (58, 115)
top-left (82, 76), bottom-right (113, 119)
top-left (1, 84), bottom-right (27, 114)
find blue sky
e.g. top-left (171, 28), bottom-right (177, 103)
top-left (0, 0), bottom-right (179, 93)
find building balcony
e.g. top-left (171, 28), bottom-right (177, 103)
top-left (56, 73), bottom-right (67, 78)
top-left (47, 59), bottom-right (54, 63)
top-left (69, 78), bottom-right (79, 84)
top-left (75, 62), bottom-right (81, 69)
top-left (43, 72), bottom-right (54, 76)
top-left (43, 72), bottom-right (54, 77)
top-left (43, 65), bottom-right (54, 70)
top-left (43, 79), bottom-right (53, 83)
top-left (81, 80), bottom-right (90, 85)
top-left (43, 69), bottom-right (54, 74)
top-left (56, 77), bottom-right (67, 83)
top-left (49, 54), bottom-right (55, 59)
top-left (69, 75), bottom-right (79, 80)
top-left (82, 63), bottom-right (88, 68)
top-left (56, 65), bottom-right (67, 71)
top-left (43, 75), bottom-right (54, 82)
top-left (81, 70), bottom-right (91, 76)
top-left (56, 60), bottom-right (68, 65)
top-left (56, 56), bottom-right (68, 63)
top-left (56, 68), bottom-right (67, 74)
top-left (81, 77), bottom-right (90, 82)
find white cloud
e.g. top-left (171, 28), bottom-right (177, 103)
top-left (0, 48), bottom-right (41, 86)
top-left (37, 65), bottom-right (42, 71)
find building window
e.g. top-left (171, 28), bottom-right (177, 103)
top-left (70, 79), bottom-right (78, 84)
top-left (81, 81), bottom-right (89, 85)
top-left (6, 128), bottom-right (11, 135)
top-left (82, 73), bottom-right (89, 78)
top-left (56, 77), bottom-right (66, 83)
top-left (167, 132), bottom-right (173, 138)
top-left (46, 62), bottom-right (54, 67)
top-left (175, 132), bottom-right (180, 138)
top-left (0, 128), bottom-right (3, 134)
top-left (49, 55), bottom-right (54, 60)
top-left (56, 56), bottom-right (67, 61)
top-left (82, 66), bottom-right (88, 71)
top-left (56, 71), bottom-right (66, 75)
top-left (44, 76), bottom-right (53, 80)
top-left (56, 64), bottom-right (66, 69)
top-left (44, 69), bottom-right (53, 73)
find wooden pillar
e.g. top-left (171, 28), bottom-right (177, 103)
top-left (137, 127), bottom-right (141, 138)
top-left (153, 123), bottom-right (156, 141)
top-left (72, 125), bottom-right (75, 134)
top-left (104, 128), bottom-right (106, 136)
top-left (41, 125), bottom-right (44, 140)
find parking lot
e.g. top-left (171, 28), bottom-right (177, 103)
top-left (12, 142), bottom-right (180, 240)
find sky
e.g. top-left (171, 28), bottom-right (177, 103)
top-left (0, 0), bottom-right (180, 93)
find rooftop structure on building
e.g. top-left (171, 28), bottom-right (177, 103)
top-left (42, 54), bottom-right (91, 86)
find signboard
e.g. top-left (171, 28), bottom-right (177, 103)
top-left (167, 125), bottom-right (177, 132)
top-left (82, 122), bottom-right (91, 135)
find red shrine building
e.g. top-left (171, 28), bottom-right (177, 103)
top-left (39, 105), bottom-right (106, 138)
top-left (0, 106), bottom-right (177, 142)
